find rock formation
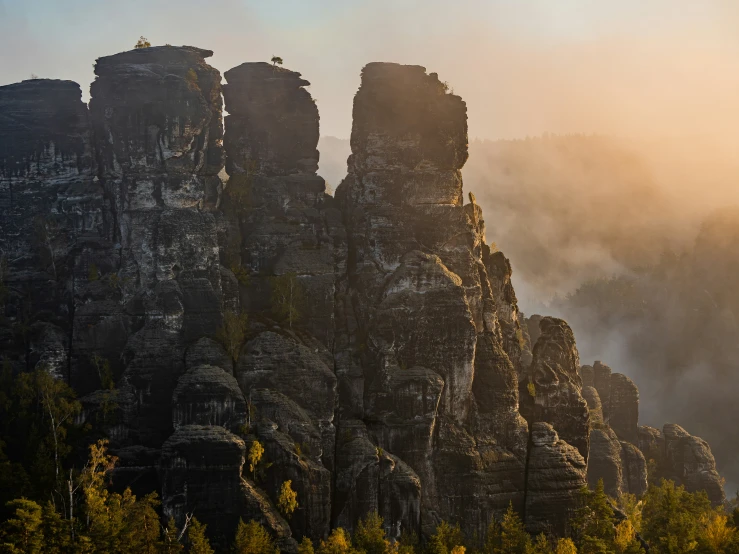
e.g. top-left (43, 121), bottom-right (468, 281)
top-left (336, 62), bottom-right (534, 540)
top-left (0, 79), bottom-right (100, 379)
top-left (647, 424), bottom-right (725, 505)
top-left (519, 317), bottom-right (589, 460)
top-left (0, 48), bottom-right (729, 549)
top-left (525, 422), bottom-right (587, 535)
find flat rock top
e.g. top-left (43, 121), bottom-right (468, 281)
top-left (224, 62), bottom-right (310, 87)
top-left (0, 79), bottom-right (86, 125)
top-left (93, 45), bottom-right (215, 78)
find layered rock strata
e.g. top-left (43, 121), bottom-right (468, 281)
top-left (336, 62), bottom-right (549, 541)
top-left (525, 423), bottom-right (587, 535)
top-left (0, 79), bottom-right (101, 379)
top-left (519, 317), bottom-right (590, 460)
top-left (222, 62), bottom-right (345, 347)
top-left (85, 46), bottom-right (227, 457)
top-left (0, 50), bottom-right (730, 548)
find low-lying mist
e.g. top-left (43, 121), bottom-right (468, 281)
top-left (319, 134), bottom-right (739, 493)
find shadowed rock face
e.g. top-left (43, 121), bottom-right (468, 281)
top-left (83, 46), bottom-right (228, 458)
top-left (222, 62), bottom-right (345, 347)
top-left (0, 79), bottom-right (102, 379)
top-left (484, 249), bottom-right (530, 370)
top-left (662, 424), bottom-right (726, 505)
top-left (587, 427), bottom-right (625, 497)
top-left (520, 317), bottom-right (590, 460)
top-left (583, 379), bottom-right (647, 497)
top-left (1, 53), bottom-right (730, 547)
top-left (590, 361), bottom-right (639, 444)
top-left (161, 425), bottom-right (296, 552)
top-left (336, 62), bottom-right (530, 541)
top-left (172, 364), bottom-right (246, 430)
top-left (641, 424), bottom-right (724, 505)
top-left (525, 422), bottom-right (587, 536)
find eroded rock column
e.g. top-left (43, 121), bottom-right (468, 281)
top-left (337, 62), bottom-right (528, 542)
top-left (87, 44), bottom-right (226, 465)
top-left (0, 79), bottom-right (102, 379)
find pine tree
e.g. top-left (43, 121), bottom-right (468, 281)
top-left (161, 517), bottom-right (184, 553)
top-left (572, 480), bottom-right (616, 551)
top-left (0, 498), bottom-right (44, 554)
top-left (499, 503), bottom-right (531, 554)
top-left (641, 479), bottom-right (711, 554)
top-left (188, 517), bottom-right (215, 554)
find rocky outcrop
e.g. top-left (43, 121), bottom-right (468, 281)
top-left (582, 386), bottom-right (604, 425)
top-left (222, 62), bottom-right (345, 347)
top-left (584, 372), bottom-right (647, 498)
top-left (335, 62), bottom-right (529, 541)
top-left (86, 46), bottom-right (227, 456)
top-left (587, 427), bottom-right (625, 497)
top-left (172, 364), bottom-right (246, 430)
top-left (590, 362), bottom-right (639, 445)
top-left (237, 330), bottom-right (337, 470)
top-left (1, 49), bottom-right (731, 546)
top-left (525, 422), bottom-right (587, 535)
top-left (334, 420), bottom-right (421, 540)
top-left (160, 425), bottom-right (297, 552)
top-left (620, 441), bottom-right (648, 497)
top-left (484, 249), bottom-right (529, 370)
top-left (0, 79), bottom-right (101, 378)
top-left (520, 317), bottom-right (589, 460)
top-left (586, 427), bottom-right (647, 498)
top-left (662, 424), bottom-right (725, 505)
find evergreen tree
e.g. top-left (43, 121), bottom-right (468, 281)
top-left (354, 512), bottom-right (390, 554)
top-left (188, 517), bottom-right (215, 554)
top-left (499, 503), bottom-right (531, 554)
top-left (161, 517), bottom-right (184, 553)
top-left (298, 536), bottom-right (316, 554)
top-left (427, 521), bottom-right (466, 554)
top-left (641, 479), bottom-right (711, 554)
top-left (572, 480), bottom-right (616, 552)
top-left (0, 498), bottom-right (44, 554)
top-left (233, 519), bottom-right (279, 554)
top-left (318, 528), bottom-right (358, 554)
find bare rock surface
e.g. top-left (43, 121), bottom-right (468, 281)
top-left (662, 423), bottom-right (725, 505)
top-left (520, 317), bottom-right (590, 460)
top-left (161, 425), bottom-right (297, 552)
top-left (0, 51), bottom-right (730, 546)
top-left (525, 422), bottom-right (587, 535)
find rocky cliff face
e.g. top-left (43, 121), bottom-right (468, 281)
top-left (0, 79), bottom-right (100, 380)
top-left (336, 62), bottom-right (535, 540)
top-left (0, 49), bottom-right (728, 549)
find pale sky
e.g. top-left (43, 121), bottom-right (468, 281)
top-left (1, 0), bottom-right (738, 143)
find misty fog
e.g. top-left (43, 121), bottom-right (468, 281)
top-left (3, 0), bottom-right (738, 499)
top-left (318, 134), bottom-right (739, 494)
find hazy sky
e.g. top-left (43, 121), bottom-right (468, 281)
top-left (1, 0), bottom-right (738, 143)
